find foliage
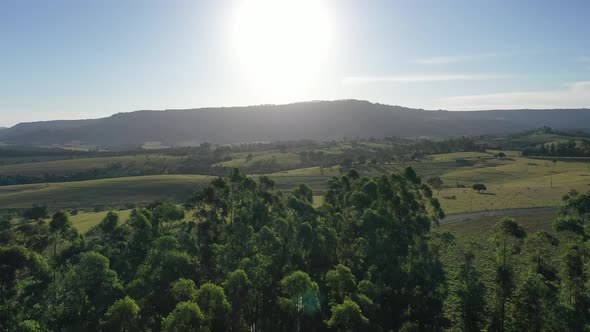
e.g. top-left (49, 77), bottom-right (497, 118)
top-left (161, 301), bottom-right (205, 332)
top-left (22, 206), bottom-right (49, 220)
top-left (0, 168), bottom-right (446, 330)
top-left (5, 168), bottom-right (590, 330)
top-left (171, 279), bottom-right (198, 302)
top-left (427, 176), bottom-right (444, 194)
top-left (523, 139), bottom-right (590, 157)
top-left (451, 243), bottom-right (487, 331)
top-left (195, 283), bottom-right (230, 331)
top-left (325, 299), bottom-right (369, 330)
top-left (472, 183), bottom-right (487, 193)
top-left (101, 296), bottom-right (141, 332)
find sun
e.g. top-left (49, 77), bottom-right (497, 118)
top-left (231, 0), bottom-right (334, 100)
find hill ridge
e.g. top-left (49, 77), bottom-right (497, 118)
top-left (1, 100), bottom-right (589, 148)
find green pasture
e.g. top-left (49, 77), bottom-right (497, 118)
top-left (1, 150), bottom-right (589, 214)
top-left (70, 209), bottom-right (133, 234)
top-left (437, 156), bottom-right (590, 214)
top-left (0, 154), bottom-right (185, 176)
top-left (0, 175), bottom-right (211, 209)
top-left (214, 152), bottom-right (301, 169)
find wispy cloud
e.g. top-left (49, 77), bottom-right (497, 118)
top-left (414, 53), bottom-right (498, 65)
top-left (342, 74), bottom-right (516, 85)
top-left (438, 81), bottom-right (590, 110)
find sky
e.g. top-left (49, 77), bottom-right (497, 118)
top-left (1, 0), bottom-right (589, 126)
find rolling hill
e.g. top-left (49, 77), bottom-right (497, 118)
top-left (1, 100), bottom-right (589, 148)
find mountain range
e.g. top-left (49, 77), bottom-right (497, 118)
top-left (1, 100), bottom-right (589, 148)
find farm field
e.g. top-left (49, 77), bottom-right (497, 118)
top-left (0, 154), bottom-right (185, 176)
top-left (214, 151), bottom-right (301, 169)
top-left (437, 156), bottom-right (590, 214)
top-left (1, 150), bottom-right (589, 215)
top-left (0, 155), bottom-right (73, 165)
top-left (272, 152), bottom-right (590, 214)
top-left (0, 175), bottom-right (211, 209)
top-left (438, 211), bottom-right (555, 244)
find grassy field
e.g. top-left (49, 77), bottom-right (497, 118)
top-left (0, 175), bottom-right (211, 209)
top-left (437, 156), bottom-right (590, 214)
top-left (438, 212), bottom-right (556, 243)
top-left (0, 154), bottom-right (185, 176)
top-left (509, 132), bottom-right (589, 146)
top-left (1, 150), bottom-right (589, 214)
top-left (437, 211), bottom-right (558, 308)
top-left (141, 142), bottom-right (172, 150)
top-left (270, 166), bottom-right (341, 192)
top-left (214, 152), bottom-right (301, 169)
top-left (270, 153), bottom-right (590, 214)
top-left (429, 151), bottom-right (495, 161)
top-left (0, 155), bottom-right (73, 165)
top-left (70, 209), bottom-right (133, 234)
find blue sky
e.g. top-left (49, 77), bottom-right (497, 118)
top-left (1, 0), bottom-right (589, 126)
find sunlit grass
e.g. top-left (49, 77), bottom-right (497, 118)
top-left (1, 151), bottom-right (589, 215)
top-left (70, 209), bottom-right (133, 234)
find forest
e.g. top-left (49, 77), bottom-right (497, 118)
top-left (2, 167), bottom-right (590, 331)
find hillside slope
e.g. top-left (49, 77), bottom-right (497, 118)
top-left (1, 100), bottom-right (589, 147)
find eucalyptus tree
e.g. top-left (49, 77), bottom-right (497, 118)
top-left (101, 296), bottom-right (141, 332)
top-left (490, 217), bottom-right (526, 331)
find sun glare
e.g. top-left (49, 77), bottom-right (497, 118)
top-left (231, 0), bottom-right (334, 100)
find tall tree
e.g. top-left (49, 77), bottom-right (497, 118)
top-left (48, 211), bottom-right (77, 262)
top-left (426, 176), bottom-right (444, 195)
top-left (162, 302), bottom-right (205, 332)
top-left (279, 271), bottom-right (321, 331)
top-left (195, 283), bottom-right (231, 331)
top-left (325, 299), bottom-right (369, 331)
top-left (452, 244), bottom-right (487, 332)
top-left (223, 269), bottom-right (252, 331)
top-left (560, 241), bottom-right (589, 330)
top-left (490, 217), bottom-right (526, 331)
top-left (101, 296), bottom-right (141, 332)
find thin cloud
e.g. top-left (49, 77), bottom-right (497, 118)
top-left (577, 56), bottom-right (590, 62)
top-left (438, 81), bottom-right (590, 110)
top-left (342, 74), bottom-right (516, 85)
top-left (414, 53), bottom-right (498, 65)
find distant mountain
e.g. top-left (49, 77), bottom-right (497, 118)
top-left (1, 100), bottom-right (589, 148)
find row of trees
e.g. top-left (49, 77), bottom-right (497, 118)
top-left (1, 168), bottom-right (590, 330)
top-left (523, 139), bottom-right (590, 157)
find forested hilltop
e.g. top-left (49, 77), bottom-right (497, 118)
top-left (2, 100), bottom-right (590, 148)
top-left (2, 168), bottom-right (590, 331)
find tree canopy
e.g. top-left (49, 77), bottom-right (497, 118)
top-left (2, 168), bottom-right (589, 330)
